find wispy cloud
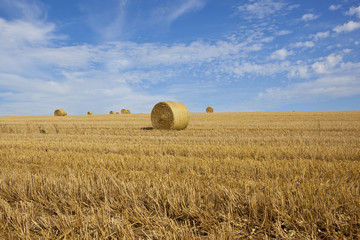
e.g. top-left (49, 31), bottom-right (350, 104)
top-left (82, 0), bottom-right (129, 41)
top-left (258, 56), bottom-right (360, 102)
top-left (166, 0), bottom-right (205, 22)
top-left (333, 21), bottom-right (360, 33)
top-left (258, 74), bottom-right (360, 102)
top-left (237, 0), bottom-right (289, 19)
top-left (152, 0), bottom-right (206, 24)
top-left (277, 30), bottom-right (292, 36)
top-left (0, 0), bottom-right (46, 21)
top-left (292, 41), bottom-right (314, 48)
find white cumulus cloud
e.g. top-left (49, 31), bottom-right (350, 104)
top-left (329, 5), bottom-right (341, 11)
top-left (312, 31), bottom-right (330, 40)
top-left (312, 54), bottom-right (343, 74)
top-left (270, 48), bottom-right (293, 60)
top-left (346, 5), bottom-right (360, 18)
top-left (333, 21), bottom-right (360, 33)
top-left (301, 13), bottom-right (319, 21)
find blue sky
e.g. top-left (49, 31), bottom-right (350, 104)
top-left (0, 0), bottom-right (360, 115)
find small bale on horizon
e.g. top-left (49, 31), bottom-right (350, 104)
top-left (109, 111), bottom-right (115, 114)
top-left (206, 106), bottom-right (214, 113)
top-left (87, 112), bottom-right (92, 115)
top-left (54, 108), bottom-right (67, 116)
top-left (151, 101), bottom-right (189, 130)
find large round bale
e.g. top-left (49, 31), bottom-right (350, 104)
top-left (121, 109), bottom-right (127, 114)
top-left (126, 109), bottom-right (131, 114)
top-left (87, 111), bottom-right (92, 115)
top-left (206, 106), bottom-right (214, 113)
top-left (151, 101), bottom-right (189, 130)
top-left (109, 111), bottom-right (115, 114)
top-left (54, 109), bottom-right (67, 116)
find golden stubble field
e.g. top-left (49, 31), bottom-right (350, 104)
top-left (0, 111), bottom-right (359, 239)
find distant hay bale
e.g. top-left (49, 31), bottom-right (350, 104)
top-left (54, 108), bottom-right (67, 116)
top-left (206, 106), bottom-right (214, 113)
top-left (151, 101), bottom-right (189, 130)
top-left (110, 111), bottom-right (115, 114)
top-left (87, 112), bottom-right (92, 115)
top-left (116, 112), bottom-right (120, 115)
top-left (121, 109), bottom-right (131, 114)
top-left (292, 110), bottom-right (296, 112)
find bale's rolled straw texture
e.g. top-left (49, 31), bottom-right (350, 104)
top-left (54, 109), bottom-right (67, 116)
top-left (206, 106), bottom-right (214, 113)
top-left (87, 112), bottom-right (92, 115)
top-left (109, 111), bottom-right (115, 114)
top-left (151, 101), bottom-right (189, 130)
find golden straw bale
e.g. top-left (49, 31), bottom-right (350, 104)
top-left (126, 109), bottom-right (131, 114)
top-left (121, 109), bottom-right (127, 114)
top-left (54, 108), bottom-right (67, 116)
top-left (109, 111), bottom-right (115, 114)
top-left (87, 112), bottom-right (92, 115)
top-left (116, 112), bottom-right (120, 115)
top-left (206, 106), bottom-right (214, 113)
top-left (151, 101), bottom-right (189, 130)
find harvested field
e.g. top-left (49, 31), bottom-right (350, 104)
top-left (0, 111), bottom-right (359, 239)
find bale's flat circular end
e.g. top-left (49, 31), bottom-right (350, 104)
top-left (54, 109), bottom-right (67, 116)
top-left (151, 101), bottom-right (189, 130)
top-left (206, 106), bottom-right (214, 113)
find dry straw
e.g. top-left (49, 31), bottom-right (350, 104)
top-left (87, 112), bottom-right (92, 115)
top-left (109, 111), bottom-right (115, 114)
top-left (151, 101), bottom-right (189, 130)
top-left (121, 109), bottom-right (127, 114)
top-left (206, 106), bottom-right (214, 113)
top-left (54, 109), bottom-right (67, 116)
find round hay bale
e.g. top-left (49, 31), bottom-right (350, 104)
top-left (87, 111), bottom-right (92, 115)
top-left (151, 101), bottom-right (189, 130)
top-left (121, 109), bottom-right (127, 114)
top-left (116, 112), bottom-right (120, 115)
top-left (54, 108), bottom-right (67, 116)
top-left (109, 111), bottom-right (115, 114)
top-left (126, 109), bottom-right (131, 114)
top-left (206, 106), bottom-right (214, 113)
